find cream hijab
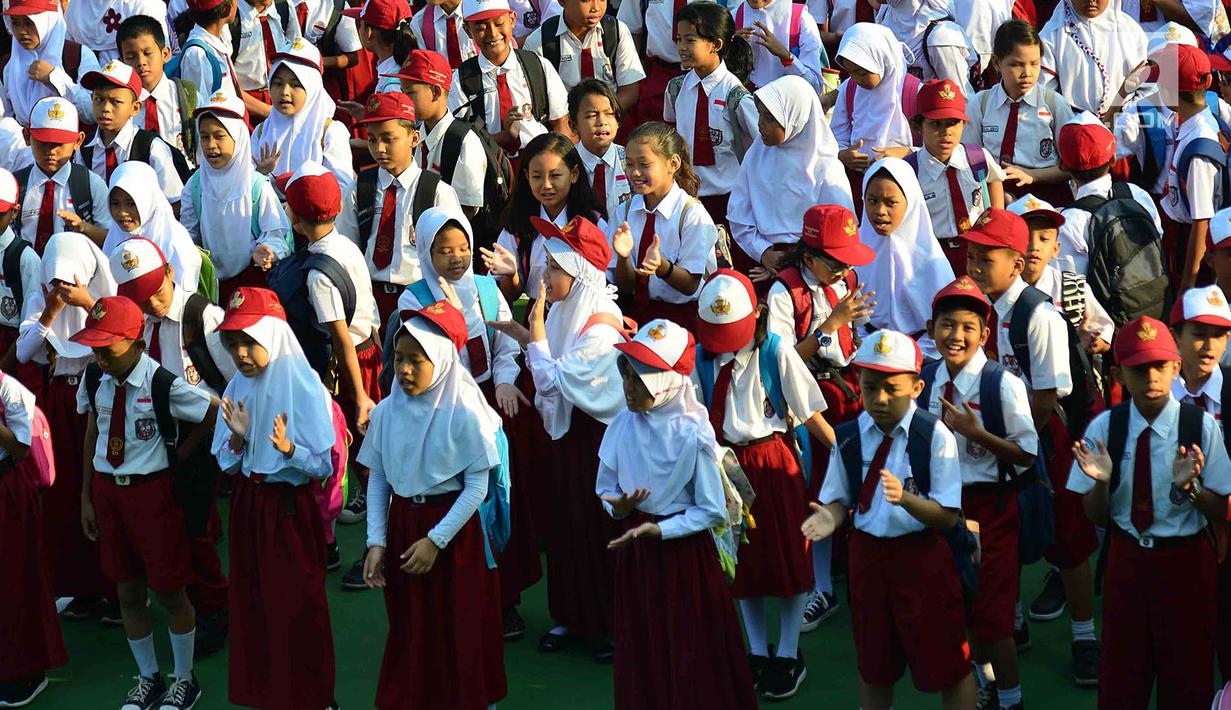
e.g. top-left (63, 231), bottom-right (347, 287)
top-left (39, 232), bottom-right (118, 359)
top-left (3, 8), bottom-right (65, 124)
top-left (836, 23), bottom-right (915, 149)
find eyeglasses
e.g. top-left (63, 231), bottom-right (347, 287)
top-left (814, 252), bottom-right (852, 276)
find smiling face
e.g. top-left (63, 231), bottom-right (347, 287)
top-left (618, 357), bottom-right (655, 413)
top-left (464, 12), bottom-right (515, 64)
top-left (92, 86), bottom-right (141, 132)
top-left (119, 33), bottom-right (170, 90)
top-left (859, 368), bottom-right (924, 431)
top-left (755, 97), bottom-right (787, 147)
top-left (270, 65), bottom-right (308, 116)
top-left (542, 252), bottom-right (575, 303)
top-left (221, 330), bottom-right (271, 377)
top-left (10, 15), bottom-right (41, 50)
top-left (675, 20), bottom-right (720, 72)
top-left (527, 150), bottom-right (579, 214)
top-left (571, 91), bottom-right (619, 156)
top-left (109, 187), bottom-right (142, 233)
top-left (197, 114), bottom-right (235, 169)
top-left (1176, 322), bottom-right (1231, 383)
top-left (431, 224), bottom-right (472, 282)
top-left (394, 330), bottom-right (435, 396)
top-left (366, 118), bottom-right (418, 173)
top-left (863, 174), bottom-right (908, 236)
top-left (929, 305), bottom-right (989, 371)
top-left (625, 137), bottom-right (679, 199)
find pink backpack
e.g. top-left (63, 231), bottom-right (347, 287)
top-left (315, 398), bottom-right (351, 543)
top-left (1215, 681), bottom-right (1231, 710)
top-left (0, 373), bottom-right (55, 487)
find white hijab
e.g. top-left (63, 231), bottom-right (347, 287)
top-left (836, 23), bottom-right (915, 149)
top-left (359, 317), bottom-right (502, 496)
top-left (40, 232), bottom-right (118, 359)
top-left (254, 58), bottom-right (336, 176)
top-left (729, 76), bottom-right (853, 239)
top-left (410, 206), bottom-right (483, 340)
top-left (104, 162), bottom-right (200, 292)
top-left (197, 109), bottom-right (260, 280)
top-left (295, 0), bottom-right (335, 43)
top-left (210, 315), bottom-right (336, 475)
top-left (876, 0), bottom-right (951, 60)
top-left (543, 237), bottom-right (622, 359)
top-left (4, 9), bottom-right (65, 124)
top-left (859, 157), bottom-right (954, 334)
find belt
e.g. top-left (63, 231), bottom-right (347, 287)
top-left (356, 337), bottom-right (375, 353)
top-left (51, 374), bottom-right (80, 385)
top-left (401, 491), bottom-right (459, 506)
top-left (100, 469), bottom-right (167, 487)
top-left (1110, 523), bottom-right (1206, 550)
top-left (729, 433), bottom-right (782, 448)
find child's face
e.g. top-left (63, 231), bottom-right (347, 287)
top-left (570, 92), bottom-right (619, 156)
top-left (393, 331), bottom-right (435, 395)
top-left (618, 357), bottom-right (654, 413)
top-left (0, 205), bottom-right (17, 235)
top-left (921, 118), bottom-right (965, 160)
top-left (563, 0), bottom-right (606, 31)
top-left (997, 43), bottom-right (1041, 98)
top-left (527, 150), bottom-right (579, 213)
top-left (431, 224), bottom-right (472, 281)
top-left (270, 65), bottom-right (308, 116)
top-left (222, 330), bottom-right (271, 377)
top-left (1176, 322), bottom-right (1230, 381)
top-left (366, 119), bottom-right (419, 173)
top-left (140, 271), bottom-right (176, 318)
top-left (863, 175), bottom-right (907, 236)
top-left (10, 15), bottom-right (41, 50)
top-left (92, 87), bottom-right (141, 132)
top-left (676, 21), bottom-right (719, 71)
top-left (1071, 0), bottom-right (1109, 18)
top-left (198, 115), bottom-right (235, 169)
top-left (966, 243), bottom-right (1025, 297)
top-left (929, 307), bottom-right (989, 370)
top-left (1211, 248), bottom-right (1231, 284)
top-left (542, 253), bottom-right (574, 303)
top-left (1114, 360), bottom-right (1180, 410)
top-left (1023, 223), bottom-right (1059, 282)
top-left (109, 188), bottom-right (141, 233)
top-left (802, 250), bottom-right (851, 286)
top-left (93, 339), bottom-right (142, 377)
top-left (464, 13), bottom-right (515, 63)
top-left (119, 34), bottom-right (170, 90)
top-left (625, 137), bottom-right (679, 198)
top-left (28, 135), bottom-right (83, 176)
top-left (859, 368), bottom-right (924, 431)
top-left (839, 58), bottom-right (880, 90)
top-left (755, 97), bottom-right (787, 146)
top-left (402, 81), bottom-right (443, 119)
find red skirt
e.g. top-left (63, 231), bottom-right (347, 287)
top-left (0, 465), bottom-right (67, 684)
top-left (336, 341), bottom-right (384, 464)
top-left (219, 264), bottom-right (270, 307)
top-left (636, 58), bottom-right (684, 127)
top-left (613, 516), bottom-right (758, 710)
top-left (376, 496), bottom-right (506, 709)
top-left (228, 477), bottom-right (335, 710)
top-left (730, 435), bottom-right (814, 598)
top-left (543, 410), bottom-right (619, 639)
top-left (513, 367), bottom-right (551, 537)
top-left (0, 325), bottom-right (44, 402)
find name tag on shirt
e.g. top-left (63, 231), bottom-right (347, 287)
top-left (983, 125), bottom-right (999, 133)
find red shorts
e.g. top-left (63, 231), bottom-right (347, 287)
top-left (92, 472), bottom-right (193, 593)
top-left (1043, 419), bottom-right (1099, 569)
top-left (848, 529), bottom-right (972, 692)
top-left (962, 487), bottom-right (1020, 644)
top-left (371, 282), bottom-right (405, 332)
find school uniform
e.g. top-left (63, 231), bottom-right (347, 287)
top-left (509, 0), bottom-right (560, 37)
top-left (234, 0), bottom-right (299, 98)
top-left (0, 47), bottom-right (100, 129)
top-left (0, 227), bottom-right (45, 400)
top-left (913, 144), bottom-right (1006, 275)
top-left (616, 0), bottom-right (687, 124)
top-left (1038, 4), bottom-right (1148, 118)
top-left (1029, 263), bottom-right (1115, 345)
top-left (952, 0), bottom-right (1011, 72)
top-left (1162, 109), bottom-right (1221, 283)
top-left (79, 121), bottom-right (185, 203)
top-left (293, 0), bottom-right (363, 51)
top-left (16, 162), bottom-right (113, 251)
top-left (965, 82), bottom-right (1075, 206)
top-left (662, 63), bottom-right (758, 201)
top-left (445, 50), bottom-right (570, 156)
top-left (497, 209), bottom-right (610, 303)
top-left (732, 0), bottom-right (825, 93)
top-left (409, 2), bottom-right (477, 70)
top-left (1058, 174), bottom-right (1162, 274)
top-left (1113, 88), bottom-right (1176, 197)
top-left (416, 113), bottom-right (487, 210)
top-left (577, 142), bottom-right (630, 225)
top-left (522, 15), bottom-right (645, 91)
top-left (179, 172), bottom-right (291, 285)
top-left (134, 75), bottom-right (192, 164)
top-left (0, 118), bottom-right (33, 175)
top-left (179, 26), bottom-right (245, 101)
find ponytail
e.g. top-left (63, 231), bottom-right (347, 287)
top-left (676, 2), bottom-right (751, 84)
top-left (376, 19), bottom-right (419, 65)
top-left (629, 122), bottom-right (701, 197)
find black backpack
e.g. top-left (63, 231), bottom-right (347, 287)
top-left (1, 237), bottom-right (32, 320)
top-left (434, 117), bottom-right (515, 254)
top-left (14, 163), bottom-right (95, 235)
top-left (538, 15), bottom-right (620, 77)
top-left (1071, 181), bottom-right (1170, 326)
top-left (181, 292), bottom-right (229, 395)
top-left (81, 129), bottom-right (195, 184)
top-left (266, 250), bottom-right (356, 381)
top-left (354, 167), bottom-right (442, 255)
top-left (457, 48), bottom-right (549, 125)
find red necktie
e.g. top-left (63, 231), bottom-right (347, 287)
top-left (446, 16), bottom-right (462, 69)
top-left (1000, 101), bottom-right (1020, 167)
top-left (296, 2), bottom-right (308, 33)
top-left (822, 284), bottom-right (854, 357)
top-left (420, 143), bottom-right (429, 170)
top-left (692, 84), bottom-right (715, 167)
top-left (144, 96), bottom-right (160, 133)
top-left (943, 380), bottom-right (956, 405)
top-left (1131, 428), bottom-right (1154, 533)
top-left (106, 383), bottom-right (127, 468)
top-left (673, 0), bottom-right (686, 41)
top-left (634, 212), bottom-right (655, 304)
top-left (466, 336), bottom-right (489, 377)
top-left (372, 183), bottom-right (398, 269)
top-left (858, 434), bottom-right (894, 513)
top-left (580, 47), bottom-right (595, 79)
top-left (496, 72), bottom-right (514, 123)
top-left (592, 162), bottom-right (607, 212)
top-left (708, 360), bottom-right (736, 443)
top-left (148, 321), bottom-right (162, 363)
top-left (105, 146), bottom-right (118, 181)
top-left (259, 14), bottom-right (277, 68)
top-left (985, 309), bottom-right (999, 361)
top-left (1192, 393), bottom-right (1210, 411)
top-left (945, 166), bottom-right (971, 233)
top-left (1140, 0), bottom-right (1157, 21)
top-left (34, 180), bottom-right (55, 254)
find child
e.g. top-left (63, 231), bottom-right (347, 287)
top-left (358, 300), bottom-right (508, 709)
top-left (105, 161), bottom-right (201, 293)
top-left (522, 0), bottom-right (645, 110)
top-left (211, 287), bottom-right (338, 710)
top-left (64, 0), bottom-right (168, 64)
top-left (876, 0), bottom-right (978, 92)
top-left (615, 0), bottom-right (687, 125)
top-left (568, 80), bottom-right (629, 226)
top-left (1, 0), bottom-right (99, 127)
top-left (692, 269), bottom-right (835, 700)
top-left (729, 75), bottom-right (852, 276)
top-left (803, 328), bottom-right (976, 709)
top-left (908, 79), bottom-right (1007, 278)
top-left (664, 2), bottom-right (757, 227)
top-left (74, 295), bottom-right (216, 710)
top-left (344, 0), bottom-right (415, 93)
top-left (612, 121), bottom-right (718, 328)
top-left (599, 317), bottom-right (758, 708)
top-left (408, 0), bottom-right (477, 71)
top-left (1210, 212), bottom-right (1231, 345)
top-left (1070, 315), bottom-right (1231, 708)
top-left (923, 276), bottom-right (1038, 710)
top-left (179, 0), bottom-right (264, 117)
top-left (0, 168), bottom-right (46, 400)
top-left (117, 16), bottom-right (197, 161)
top-left (1038, 0), bottom-right (1148, 118)
top-left (731, 0), bottom-right (824, 93)
top-left (1170, 285), bottom-right (1231, 413)
top-left (229, 0), bottom-right (297, 111)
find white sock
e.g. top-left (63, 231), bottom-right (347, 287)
top-left (999, 685), bottom-right (1022, 707)
top-left (1014, 601), bottom-right (1024, 630)
top-left (974, 661), bottom-right (995, 688)
top-left (1071, 619), bottom-right (1095, 642)
top-left (776, 593), bottom-right (807, 659)
top-left (127, 634), bottom-right (159, 678)
top-left (812, 539), bottom-right (833, 595)
top-left (739, 598), bottom-right (768, 656)
top-left (547, 625), bottom-right (568, 636)
top-left (169, 628), bottom-right (195, 679)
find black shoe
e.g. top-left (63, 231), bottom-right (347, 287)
top-left (761, 651), bottom-right (807, 701)
top-left (593, 640), bottom-right (614, 664)
top-left (537, 631), bottom-right (566, 653)
top-left (61, 596), bottom-right (103, 620)
top-left (194, 611), bottom-right (228, 656)
top-left (975, 684), bottom-right (998, 710)
top-left (99, 599), bottom-right (125, 627)
top-left (157, 673), bottom-right (201, 710)
top-left (1028, 569), bottom-right (1067, 622)
top-left (801, 591), bottom-right (840, 633)
top-left (1072, 639), bottom-right (1100, 687)
top-left (1015, 621), bottom-right (1031, 653)
top-left (503, 607), bottom-right (526, 641)
top-left (0, 673), bottom-right (48, 707)
top-left (325, 541), bottom-right (341, 572)
top-left (748, 652), bottom-right (771, 692)
top-left (338, 490), bottom-right (366, 525)
top-left (340, 559), bottom-right (368, 591)
top-left (121, 674), bottom-right (167, 710)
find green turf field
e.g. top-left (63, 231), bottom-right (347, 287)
top-left (45, 501), bottom-right (1101, 709)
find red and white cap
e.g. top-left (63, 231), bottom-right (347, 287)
top-left (1007, 193), bottom-right (1066, 229)
top-left (109, 237), bottom-right (169, 304)
top-left (341, 0), bottom-right (412, 29)
top-left (217, 287), bottom-right (288, 331)
top-left (0, 169), bottom-right (18, 213)
top-left (272, 37), bottom-right (324, 73)
top-left (694, 269), bottom-right (757, 354)
top-left (80, 59), bottom-right (146, 100)
top-left (186, 0), bottom-right (226, 11)
top-left (614, 318), bottom-right (696, 375)
top-left (69, 296), bottom-right (145, 347)
top-left (1210, 207), bottom-right (1231, 250)
top-left (1169, 285), bottom-right (1231, 328)
top-left (852, 330), bottom-right (923, 375)
top-left (28, 96), bottom-right (79, 143)
top-left (463, 0), bottom-right (511, 21)
top-left (194, 91), bottom-right (247, 120)
top-left (275, 161), bottom-right (342, 222)
top-left (3, 0), bottom-right (59, 16)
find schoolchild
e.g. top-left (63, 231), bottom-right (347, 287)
top-left (117, 16), bottom-right (197, 162)
top-left (105, 161), bottom-right (201, 294)
top-left (1, 0), bottom-right (99, 127)
top-left (568, 80), bottom-right (630, 227)
top-left (408, 0), bottom-right (477, 71)
top-left (522, 0), bottom-right (645, 108)
top-left (0, 168), bottom-right (45, 400)
top-left (228, 0), bottom-right (298, 109)
top-left (1208, 211), bottom-right (1231, 354)
top-left (730, 0), bottom-right (824, 94)
top-left (177, 0), bottom-right (255, 112)
top-left (63, 0), bottom-right (168, 65)
top-left (614, 0), bottom-right (688, 125)
top-left (343, 0), bottom-right (415, 93)
top-left (1038, 0), bottom-right (1148, 118)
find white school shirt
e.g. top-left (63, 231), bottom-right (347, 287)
top-left (525, 319), bottom-right (624, 439)
top-left (305, 230), bottom-right (381, 345)
top-left (1163, 109), bottom-right (1222, 224)
top-left (75, 353), bottom-right (213, 475)
top-left (374, 56), bottom-right (402, 94)
top-left (0, 373), bottom-right (34, 460)
top-left (144, 286), bottom-right (237, 397)
top-left (17, 163), bottom-right (114, 241)
top-left (79, 121), bottom-right (185, 203)
top-left (295, 0), bottom-right (362, 51)
top-left (1173, 367), bottom-right (1224, 417)
top-left (1113, 88), bottom-right (1175, 196)
top-left (765, 267), bottom-right (864, 366)
top-left (234, 0), bottom-right (299, 91)
top-left (577, 142), bottom-right (631, 225)
top-left (662, 65), bottom-right (759, 197)
top-left (509, 0), bottom-right (562, 38)
top-left (1068, 397), bottom-right (1231, 540)
top-left (914, 144), bottom-right (1006, 237)
top-left (15, 303), bottom-right (92, 375)
top-left (732, 0), bottom-right (824, 93)
top-left (0, 117), bottom-right (32, 175)
top-left (417, 113), bottom-right (487, 209)
top-left (622, 185), bottom-right (719, 303)
top-left (595, 448), bottom-right (728, 539)
top-left (496, 209), bottom-right (558, 301)
top-left (964, 82), bottom-right (1075, 170)
top-left (617, 0), bottom-right (687, 62)
top-left (819, 403), bottom-right (963, 537)
top-left (1057, 175), bottom-right (1161, 274)
top-left (409, 3), bottom-right (477, 67)
top-left (1038, 5), bottom-right (1148, 117)
top-left (0, 228), bottom-right (41, 329)
top-left (952, 0), bottom-right (1011, 70)
top-left (251, 118), bottom-right (357, 189)
top-left (178, 173), bottom-right (291, 280)
top-left (179, 27), bottom-right (241, 102)
top-left (1028, 264), bottom-right (1115, 345)
top-left (65, 0), bottom-right (168, 61)
top-left (990, 276), bottom-right (1073, 396)
top-left (0, 47), bottom-right (100, 125)
top-left (921, 349), bottom-right (1038, 485)
top-left (334, 165), bottom-right (463, 284)
top-left (522, 16), bottom-right (645, 91)
top-left (397, 281), bottom-right (520, 387)
top-left (134, 76), bottom-right (190, 163)
top-left (445, 51), bottom-right (569, 152)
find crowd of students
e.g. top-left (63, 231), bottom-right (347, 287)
top-left (2, 0), bottom-right (1231, 707)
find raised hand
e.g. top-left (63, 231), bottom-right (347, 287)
top-left (221, 397), bottom-right (250, 437)
top-left (1072, 439), bottom-right (1113, 483)
top-left (480, 243), bottom-right (518, 277)
top-left (601, 487), bottom-right (652, 517)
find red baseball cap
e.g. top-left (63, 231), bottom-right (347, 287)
top-left (341, 0), bottom-right (412, 29)
top-left (614, 318), bottom-right (696, 375)
top-left (404, 300), bottom-right (469, 353)
top-left (801, 204), bottom-right (874, 266)
top-left (276, 161), bottom-right (342, 223)
top-left (186, 0), bottom-right (225, 10)
top-left (915, 79), bottom-right (968, 121)
top-left (80, 59), bottom-right (144, 99)
top-left (69, 296), bottom-right (144, 347)
top-left (962, 208), bottom-right (1029, 254)
top-left (1058, 115), bottom-right (1116, 171)
top-left (932, 275), bottom-right (991, 321)
top-left (3, 0), bottom-right (59, 15)
top-left (694, 270), bottom-right (758, 354)
top-left (531, 216), bottom-right (612, 272)
top-left (1114, 316), bottom-right (1181, 366)
top-left (217, 287), bottom-right (287, 331)
top-left (382, 50), bottom-right (453, 91)
top-left (109, 237), bottom-right (169, 304)
top-left (1178, 44), bottom-right (1213, 91)
top-left (354, 92), bottom-right (417, 125)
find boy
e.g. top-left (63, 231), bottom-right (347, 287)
top-left (961, 208), bottom-right (1101, 687)
top-left (923, 276), bottom-right (1038, 710)
top-left (522, 0), bottom-right (644, 112)
top-left (118, 16), bottom-right (198, 165)
top-left (64, 0), bottom-right (168, 64)
top-left (179, 0), bottom-right (267, 119)
top-left (803, 329), bottom-right (976, 710)
top-left (0, 168), bottom-right (46, 399)
top-left (409, 0), bottom-right (477, 70)
top-left (448, 0), bottom-right (571, 156)
top-left (73, 295), bottom-right (217, 710)
top-left (1038, 0), bottom-right (1147, 117)
top-left (231, 0), bottom-right (298, 109)
top-left (108, 236), bottom-right (236, 657)
top-left (78, 61), bottom-right (185, 204)
top-left (17, 96), bottom-right (112, 248)
top-left (908, 79), bottom-right (1007, 278)
top-left (1070, 315), bottom-right (1231, 708)
top-left (569, 79), bottom-right (630, 224)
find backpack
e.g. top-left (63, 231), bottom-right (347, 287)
top-left (457, 49), bottom-right (549, 125)
top-left (354, 167), bottom-right (442, 258)
top-left (539, 15), bottom-right (620, 75)
top-left (903, 143), bottom-right (991, 209)
top-left (773, 266), bottom-right (858, 341)
top-left (0, 372), bottom-right (55, 488)
top-left (180, 292), bottom-right (230, 394)
top-left (1070, 181), bottom-right (1170, 326)
top-left (266, 250), bottom-right (357, 379)
top-left (435, 118), bottom-right (514, 254)
top-left (1175, 107), bottom-right (1231, 213)
top-left (80, 129), bottom-right (195, 185)
top-left (734, 3), bottom-right (806, 60)
top-left (167, 37), bottom-right (224, 96)
top-left (172, 77), bottom-right (199, 161)
top-left (844, 73), bottom-right (922, 146)
top-left (2, 237), bottom-right (33, 318)
top-left (83, 362), bottom-right (181, 462)
top-left (666, 76), bottom-right (754, 161)
top-left (1130, 101), bottom-right (1169, 190)
top-left (318, 397), bottom-right (351, 529)
top-left (14, 164), bottom-right (95, 236)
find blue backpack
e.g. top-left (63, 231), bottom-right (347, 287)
top-left (1131, 102), bottom-right (1170, 189)
top-left (380, 276), bottom-right (501, 385)
top-left (265, 250), bottom-right (355, 382)
top-left (1175, 102), bottom-right (1231, 213)
top-left (166, 38), bottom-right (224, 95)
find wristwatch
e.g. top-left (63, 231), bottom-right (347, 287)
top-left (813, 328), bottom-right (832, 348)
top-left (1187, 476), bottom-right (1204, 503)
top-left (1171, 477), bottom-right (1204, 505)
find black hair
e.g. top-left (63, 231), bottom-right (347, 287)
top-left (505, 133), bottom-right (604, 264)
top-left (628, 122), bottom-right (702, 197)
top-left (428, 218), bottom-right (471, 251)
top-left (1023, 214), bottom-right (1057, 233)
top-left (992, 18), bottom-right (1042, 59)
top-left (1179, 89), bottom-right (1210, 105)
top-left (675, 2), bottom-right (753, 85)
top-left (192, 0), bottom-right (234, 29)
top-left (371, 18), bottom-right (419, 65)
top-left (116, 15), bottom-right (166, 53)
top-left (568, 79), bottom-right (624, 122)
top-left (1064, 157), bottom-right (1115, 184)
top-left (780, 240), bottom-right (827, 271)
top-left (932, 295), bottom-right (988, 327)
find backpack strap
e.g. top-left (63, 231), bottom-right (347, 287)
top-left (421, 4), bottom-right (437, 52)
top-left (1179, 402), bottom-right (1205, 455)
top-left (229, 14), bottom-right (242, 61)
top-left (1134, 103), bottom-right (1168, 186)
top-left (835, 418), bottom-right (863, 505)
top-left (173, 78), bottom-right (198, 159)
top-left (1177, 136), bottom-right (1227, 213)
top-left (172, 38), bottom-right (223, 94)
top-left (1007, 285), bottom-right (1050, 385)
top-left (475, 273), bottom-right (500, 344)
top-left (904, 148), bottom-right (920, 172)
top-left (696, 346), bottom-right (715, 406)
top-left (758, 331), bottom-right (787, 419)
top-left (906, 408), bottom-right (939, 496)
top-left (458, 57), bottom-right (486, 124)
top-left (130, 129), bottom-right (156, 165)
top-left (68, 164), bottom-right (94, 225)
top-left (249, 173), bottom-right (267, 238)
top-left (85, 362), bottom-right (103, 414)
top-left (515, 49), bottom-right (549, 122)
top-left (412, 171), bottom-right (442, 225)
top-left (773, 267), bottom-right (813, 341)
top-left (304, 253), bottom-right (357, 325)
top-left (317, 0), bottom-right (346, 57)
top-left (901, 73), bottom-right (921, 125)
top-left (150, 365), bottom-right (181, 456)
top-left (579, 311), bottom-right (636, 339)
top-left (355, 166), bottom-right (380, 254)
top-left (181, 293), bottom-right (228, 394)
top-left (2, 237), bottom-right (31, 317)
top-left (977, 360), bottom-right (1014, 483)
top-left (918, 359), bottom-right (942, 409)
top-left (725, 84), bottom-right (753, 161)
top-left (965, 143), bottom-right (989, 183)
top-left (1106, 402), bottom-right (1132, 493)
top-left (540, 16), bottom-right (563, 68)
top-left (600, 14), bottom-right (620, 66)
top-left (438, 118), bottom-right (471, 185)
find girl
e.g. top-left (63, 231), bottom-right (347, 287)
top-left (213, 287), bottom-right (337, 710)
top-left (612, 121), bottom-right (718, 329)
top-left (665, 2), bottom-right (757, 229)
top-left (1, 0), bottom-right (99, 127)
top-left (252, 40), bottom-right (356, 186)
top-left (182, 93), bottom-right (291, 304)
top-left (731, 0), bottom-right (825, 93)
top-left (359, 301), bottom-right (507, 710)
top-left (105, 161), bottom-right (202, 294)
top-left (691, 269), bottom-right (834, 701)
top-left (598, 317), bottom-right (757, 710)
top-left (345, 0), bottom-right (415, 93)
top-left (728, 75), bottom-right (853, 277)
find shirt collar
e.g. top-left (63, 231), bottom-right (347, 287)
top-left (91, 120), bottom-right (136, 149)
top-left (149, 76), bottom-right (175, 103)
top-left (860, 401), bottom-right (916, 440)
top-left (379, 165), bottom-right (420, 190)
top-left (685, 62), bottom-right (730, 93)
top-left (1074, 174), bottom-right (1112, 200)
top-left (1175, 366), bottom-right (1223, 404)
top-left (477, 50), bottom-right (514, 74)
top-left (992, 277), bottom-right (1028, 319)
top-left (118, 352), bottom-right (155, 388)
top-left (938, 348), bottom-right (988, 397)
top-left (423, 113), bottom-right (454, 150)
top-left (997, 82), bottom-right (1041, 109)
top-left (1031, 264), bottom-right (1060, 295)
top-left (1131, 395), bottom-right (1180, 439)
top-left (159, 284), bottom-right (189, 324)
top-left (39, 162), bottom-right (71, 186)
top-left (635, 183), bottom-right (684, 220)
top-left (918, 145), bottom-right (971, 179)
top-left (540, 204), bottom-right (568, 226)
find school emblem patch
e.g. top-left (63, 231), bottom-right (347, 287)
top-left (1003, 353), bottom-right (1021, 376)
top-left (844, 218), bottom-right (857, 236)
top-left (710, 297), bottom-right (731, 316)
top-left (229, 291), bottom-right (245, 310)
top-left (1025, 197), bottom-right (1042, 211)
top-left (108, 435), bottom-right (123, 457)
top-left (938, 82), bottom-right (956, 101)
top-left (966, 438), bottom-right (988, 459)
top-left (135, 418), bottom-right (157, 441)
top-left (709, 128), bottom-right (724, 147)
top-left (1210, 291), bottom-right (1226, 307)
top-left (523, 9), bottom-right (539, 26)
top-left (955, 276), bottom-right (976, 290)
top-left (292, 37), bottom-right (307, 50)
top-left (1039, 138), bottom-right (1054, 159)
top-left (903, 476), bottom-right (919, 495)
top-left (976, 211), bottom-right (993, 227)
top-left (121, 250), bottom-right (140, 271)
top-left (0, 297), bottom-right (16, 321)
top-left (426, 302), bottom-right (447, 315)
top-left (1137, 320), bottom-right (1158, 341)
top-left (90, 303), bottom-right (107, 321)
top-left (47, 102), bottom-right (64, 121)
top-left (210, 91), bottom-right (228, 104)
top-left (648, 324), bottom-right (666, 340)
top-left (185, 365), bottom-right (201, 386)
top-left (763, 397), bottom-right (775, 418)
top-left (103, 60), bottom-right (119, 73)
top-left (368, 96), bottom-right (382, 112)
top-left (874, 333), bottom-right (892, 355)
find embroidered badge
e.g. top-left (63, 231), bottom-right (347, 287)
top-left (121, 250), bottom-right (139, 271)
top-left (955, 276), bottom-right (976, 290)
top-left (1210, 290), bottom-right (1226, 307)
top-left (939, 82), bottom-right (956, 101)
top-left (135, 418), bottom-right (157, 441)
top-left (874, 333), bottom-right (892, 355)
top-left (103, 8), bottom-right (121, 33)
top-left (426, 302), bottom-right (448, 315)
top-left (210, 91), bottom-right (228, 103)
top-left (368, 96), bottom-right (382, 112)
top-left (1039, 138), bottom-right (1054, 159)
top-left (648, 324), bottom-right (666, 341)
top-left (966, 438), bottom-right (988, 459)
top-left (108, 435), bottom-right (123, 456)
top-left (103, 60), bottom-right (119, 73)
top-left (710, 297), bottom-right (731, 316)
top-left (844, 218), bottom-right (857, 236)
top-left (763, 397), bottom-right (775, 418)
top-left (229, 291), bottom-right (245, 310)
top-left (903, 477), bottom-right (919, 495)
top-left (0, 297), bottom-right (15, 321)
top-left (46, 102), bottom-right (64, 121)
top-left (709, 127), bottom-right (724, 147)
top-left (185, 365), bottom-right (201, 386)
top-left (1138, 320), bottom-right (1158, 341)
top-left (90, 302), bottom-right (107, 321)
top-left (524, 9), bottom-right (539, 26)
top-left (976, 211), bottom-right (993, 227)
top-left (1025, 196), bottom-right (1042, 210)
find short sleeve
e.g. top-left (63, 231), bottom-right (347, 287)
top-left (167, 376), bottom-right (214, 424)
top-left (307, 269), bottom-right (348, 324)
